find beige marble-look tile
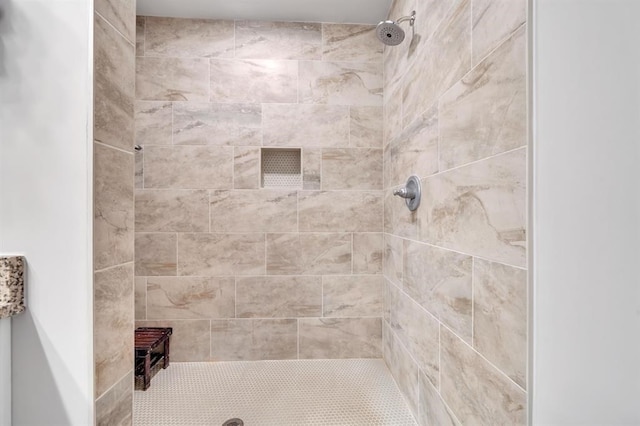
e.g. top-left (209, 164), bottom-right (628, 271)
top-left (403, 240), bottom-right (472, 342)
top-left (390, 289), bottom-right (440, 388)
top-left (211, 319), bottom-right (297, 361)
top-left (383, 81), bottom-right (403, 147)
top-left (136, 319), bottom-right (211, 361)
top-left (136, 16), bottom-right (145, 56)
top-left (419, 370), bottom-right (460, 426)
top-left (299, 60), bottom-right (383, 106)
top-left (144, 17), bottom-right (234, 58)
top-left (299, 317), bottom-right (382, 359)
top-left (234, 147), bottom-right (261, 189)
top-left (403, 0), bottom-right (471, 127)
top-left (383, 278), bottom-right (397, 324)
top-left (135, 189), bottom-right (209, 232)
top-left (350, 106), bottom-right (383, 148)
top-left (210, 59), bottom-right (297, 103)
top-left (95, 14), bottom-right (135, 152)
top-left (383, 234), bottom-right (403, 287)
top-left (413, 0), bottom-right (457, 50)
top-left (472, 0), bottom-right (526, 65)
top-left (94, 263), bottom-right (134, 397)
top-left (136, 57), bottom-right (209, 101)
top-left (135, 101), bottom-right (172, 146)
top-left (94, 144), bottom-right (134, 271)
top-left (353, 233), bottom-right (383, 274)
top-left (236, 276), bottom-right (322, 318)
top-left (383, 323), bottom-right (419, 419)
top-left (262, 104), bottom-right (349, 148)
top-left (322, 149), bottom-right (383, 190)
top-left (173, 103), bottom-right (262, 146)
top-left (441, 327), bottom-right (526, 425)
top-left (266, 233), bottom-right (351, 275)
top-left (419, 148), bottom-right (527, 267)
top-left (144, 146), bottom-right (233, 189)
top-left (298, 191), bottom-right (383, 232)
top-left (302, 148), bottom-right (322, 190)
top-left (384, 188), bottom-right (419, 239)
top-left (439, 26), bottom-right (526, 170)
top-left (322, 24), bottom-right (382, 62)
top-left (146, 276), bottom-right (235, 320)
top-left (383, 0), bottom-right (416, 91)
top-left (135, 233), bottom-right (176, 276)
top-left (95, 371), bottom-right (133, 426)
top-left (210, 190), bottom-right (297, 233)
top-left (388, 105), bottom-right (438, 187)
top-left (235, 20), bottom-right (322, 60)
top-left (323, 275), bottom-right (383, 317)
top-left (95, 0), bottom-right (135, 43)
top-left (474, 259), bottom-right (527, 388)
top-left (178, 233), bottom-right (265, 276)
top-left (134, 277), bottom-right (146, 320)
top-left (135, 151), bottom-right (142, 190)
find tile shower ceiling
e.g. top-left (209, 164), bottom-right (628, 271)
top-left (137, 0), bottom-right (393, 24)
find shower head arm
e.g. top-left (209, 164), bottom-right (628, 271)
top-left (395, 11), bottom-right (415, 27)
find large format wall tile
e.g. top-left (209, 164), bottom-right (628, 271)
top-left (322, 148), bottom-right (383, 190)
top-left (440, 327), bottom-right (526, 425)
top-left (94, 264), bottom-right (134, 397)
top-left (146, 277), bottom-right (235, 320)
top-left (210, 59), bottom-right (297, 103)
top-left (299, 317), bottom-right (382, 359)
top-left (472, 0), bottom-right (526, 65)
top-left (418, 371), bottom-right (460, 426)
top-left (136, 319), bottom-right (211, 361)
top-left (473, 259), bottom-right (527, 388)
top-left (95, 14), bottom-right (135, 152)
top-left (388, 106), bottom-right (438, 187)
top-left (173, 103), bottom-right (262, 146)
top-left (403, 240), bottom-right (473, 342)
top-left (383, 324), bottom-right (419, 418)
top-left (178, 233), bottom-right (266, 276)
top-left (236, 276), bottom-right (322, 318)
top-left (95, 0), bottom-right (135, 43)
top-left (144, 17), bottom-right (234, 58)
top-left (390, 289), bottom-right (440, 387)
top-left (350, 106), bottom-right (383, 148)
top-left (266, 233), bottom-right (351, 275)
top-left (135, 101), bottom-right (172, 146)
top-left (322, 24), bottom-right (382, 62)
top-left (262, 104), bottom-right (349, 147)
top-left (136, 16), bottom-right (145, 55)
top-left (439, 26), bottom-right (526, 170)
top-left (383, 234), bottom-right (403, 287)
top-left (135, 189), bottom-right (209, 232)
top-left (234, 147), bottom-right (261, 189)
top-left (353, 233), bottom-right (383, 274)
top-left (419, 148), bottom-right (527, 267)
top-left (210, 190), bottom-right (297, 233)
top-left (211, 319), bottom-right (297, 361)
top-left (135, 277), bottom-right (146, 320)
top-left (403, 0), bottom-right (471, 126)
top-left (94, 144), bottom-right (134, 270)
top-left (135, 233), bottom-right (177, 276)
top-left (136, 57), bottom-right (209, 101)
top-left (302, 148), bottom-right (322, 190)
top-left (235, 21), bottom-right (322, 60)
top-left (299, 61), bottom-right (383, 106)
top-left (144, 146), bottom-right (233, 189)
top-left (95, 372), bottom-right (133, 426)
top-left (298, 191), bottom-right (383, 232)
top-left (323, 275), bottom-right (383, 317)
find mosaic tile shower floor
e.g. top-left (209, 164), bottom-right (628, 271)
top-left (134, 359), bottom-right (417, 425)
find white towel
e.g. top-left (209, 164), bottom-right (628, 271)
top-left (0, 256), bottom-right (25, 319)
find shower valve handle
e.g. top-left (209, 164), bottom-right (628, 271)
top-left (393, 176), bottom-right (421, 211)
top-left (393, 187), bottom-right (415, 199)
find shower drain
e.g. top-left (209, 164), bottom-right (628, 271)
top-left (222, 418), bottom-right (244, 426)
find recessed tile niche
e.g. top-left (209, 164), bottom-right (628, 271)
top-left (261, 148), bottom-right (302, 188)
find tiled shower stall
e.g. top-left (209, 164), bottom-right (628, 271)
top-left (93, 0), bottom-right (528, 424)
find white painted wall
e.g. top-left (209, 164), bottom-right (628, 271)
top-left (532, 0), bottom-right (640, 424)
top-left (0, 318), bottom-right (10, 425)
top-left (0, 1), bottom-right (94, 425)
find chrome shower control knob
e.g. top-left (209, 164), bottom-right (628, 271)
top-left (393, 175), bottom-right (421, 211)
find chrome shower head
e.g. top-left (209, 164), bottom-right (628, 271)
top-left (376, 11), bottom-right (415, 46)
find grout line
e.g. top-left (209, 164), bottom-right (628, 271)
top-left (94, 140), bottom-right (134, 156)
top-left (94, 261), bottom-right (134, 274)
top-left (95, 11), bottom-right (135, 48)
